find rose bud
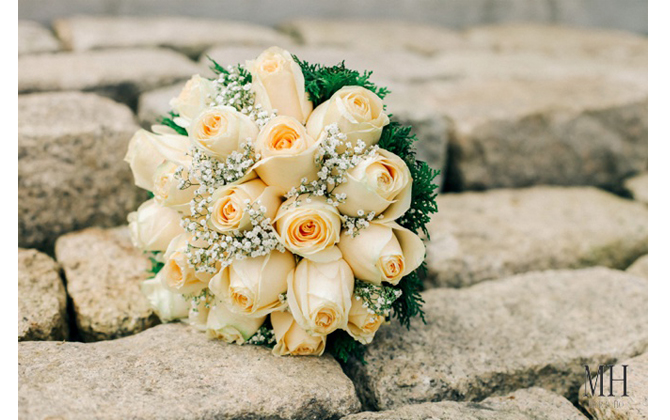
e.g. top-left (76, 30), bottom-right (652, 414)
top-left (208, 179), bottom-right (283, 234)
top-left (187, 106), bottom-right (258, 159)
top-left (252, 116), bottom-right (320, 194)
top-left (287, 258), bottom-right (354, 336)
top-left (161, 234), bottom-right (211, 295)
top-left (206, 299), bottom-right (266, 344)
top-left (306, 86), bottom-right (389, 150)
top-left (346, 295), bottom-right (385, 344)
top-left (141, 270), bottom-right (191, 322)
top-left (128, 198), bottom-right (184, 252)
top-left (339, 222), bottom-right (424, 286)
top-left (208, 250), bottom-right (295, 318)
top-left (152, 160), bottom-right (198, 214)
top-left (332, 149), bottom-right (412, 221)
top-left (125, 129), bottom-right (190, 191)
top-left (274, 196), bottom-right (342, 262)
top-left (271, 310), bottom-right (326, 356)
top-left (169, 74), bottom-right (217, 126)
top-left (247, 47), bottom-right (313, 124)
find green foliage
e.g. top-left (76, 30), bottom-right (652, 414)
top-left (146, 251), bottom-right (164, 279)
top-left (207, 57), bottom-right (252, 85)
top-left (158, 111), bottom-right (188, 136)
top-left (293, 55), bottom-right (390, 108)
top-left (327, 330), bottom-right (367, 364)
top-left (390, 263), bottom-right (427, 328)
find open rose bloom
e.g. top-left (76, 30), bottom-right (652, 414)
top-left (126, 47), bottom-right (438, 360)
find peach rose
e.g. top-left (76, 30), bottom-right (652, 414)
top-left (346, 295), bottom-right (385, 344)
top-left (271, 311), bottom-right (326, 356)
top-left (188, 106), bottom-right (258, 159)
top-left (208, 179), bottom-right (283, 233)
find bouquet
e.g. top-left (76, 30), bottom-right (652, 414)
top-left (125, 47), bottom-right (439, 361)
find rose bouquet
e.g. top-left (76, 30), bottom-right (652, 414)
top-left (125, 47), bottom-right (439, 361)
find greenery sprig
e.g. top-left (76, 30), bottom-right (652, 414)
top-left (158, 111), bottom-right (188, 136)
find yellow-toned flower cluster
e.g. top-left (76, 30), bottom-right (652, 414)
top-left (126, 47), bottom-right (426, 356)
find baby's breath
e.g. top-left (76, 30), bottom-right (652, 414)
top-left (354, 280), bottom-right (403, 317)
top-left (186, 288), bottom-right (214, 311)
top-left (247, 324), bottom-right (277, 347)
top-left (210, 65), bottom-right (275, 127)
top-left (342, 211), bottom-right (377, 237)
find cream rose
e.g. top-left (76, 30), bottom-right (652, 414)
top-left (188, 106), bottom-right (259, 159)
top-left (271, 311), bottom-right (326, 356)
top-left (247, 47), bottom-right (313, 123)
top-left (206, 299), bottom-right (265, 344)
top-left (169, 74), bottom-right (217, 125)
top-left (346, 295), bottom-right (385, 344)
top-left (141, 270), bottom-right (191, 322)
top-left (306, 86), bottom-right (389, 150)
top-left (287, 258), bottom-right (354, 336)
top-left (128, 199), bottom-right (184, 252)
top-left (251, 116), bottom-right (320, 193)
top-left (152, 160), bottom-right (198, 214)
top-left (125, 129), bottom-right (191, 190)
top-left (161, 234), bottom-right (210, 295)
top-left (274, 196), bottom-right (342, 262)
top-left (188, 297), bottom-right (209, 331)
top-left (208, 250), bottom-right (294, 317)
top-left (208, 179), bottom-right (283, 233)
top-left (333, 149), bottom-right (412, 221)
top-left (338, 222), bottom-right (424, 286)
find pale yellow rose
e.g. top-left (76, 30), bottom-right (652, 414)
top-left (128, 198), bottom-right (184, 252)
top-left (346, 295), bottom-right (385, 344)
top-left (251, 116), bottom-right (320, 193)
top-left (286, 258), bottom-right (354, 336)
top-left (169, 74), bottom-right (217, 125)
top-left (206, 299), bottom-right (265, 344)
top-left (188, 106), bottom-right (258, 159)
top-left (306, 86), bottom-right (389, 150)
top-left (247, 47), bottom-right (313, 123)
top-left (161, 234), bottom-right (210, 295)
top-left (152, 160), bottom-right (198, 214)
top-left (208, 179), bottom-right (283, 233)
top-left (333, 149), bottom-right (412, 221)
top-left (271, 310), bottom-right (326, 356)
top-left (125, 129), bottom-right (190, 190)
top-left (274, 196), bottom-right (342, 262)
top-left (208, 250), bottom-right (294, 317)
top-left (141, 270), bottom-right (191, 322)
top-left (338, 222), bottom-right (424, 286)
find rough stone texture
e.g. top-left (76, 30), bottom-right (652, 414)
top-left (426, 187), bottom-right (648, 288)
top-left (465, 24), bottom-right (648, 61)
top-left (343, 387), bottom-right (587, 420)
top-left (346, 267), bottom-right (648, 410)
top-left (18, 92), bottom-right (144, 251)
top-left (18, 249), bottom-right (68, 341)
top-left (137, 83), bottom-right (183, 128)
top-left (54, 16), bottom-right (293, 59)
top-left (422, 78), bottom-right (648, 191)
top-left (18, 20), bottom-right (60, 55)
top-left (627, 255), bottom-right (648, 279)
top-left (280, 19), bottom-right (469, 55)
top-left (19, 323), bottom-right (361, 420)
top-left (54, 227), bottom-right (158, 342)
top-left (18, 48), bottom-right (201, 106)
top-left (579, 352), bottom-right (648, 420)
top-left (625, 172), bottom-right (648, 204)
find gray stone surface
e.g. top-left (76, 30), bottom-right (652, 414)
top-left (18, 48), bottom-right (201, 105)
top-left (18, 323), bottom-right (361, 420)
top-left (280, 19), bottom-right (469, 55)
top-left (625, 172), bottom-right (648, 204)
top-left (346, 267), bottom-right (647, 410)
top-left (137, 83), bottom-right (183, 128)
top-left (421, 78), bottom-right (647, 191)
top-left (18, 92), bottom-right (144, 251)
top-left (465, 24), bottom-right (647, 61)
top-left (426, 187), bottom-right (648, 288)
top-left (627, 255), bottom-right (648, 279)
top-left (55, 227), bottom-right (158, 342)
top-left (18, 20), bottom-right (60, 55)
top-left (18, 248), bottom-right (68, 341)
top-left (579, 352), bottom-right (648, 420)
top-left (343, 387), bottom-right (588, 420)
top-left (54, 16), bottom-right (293, 58)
